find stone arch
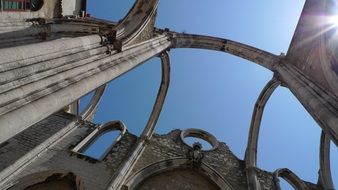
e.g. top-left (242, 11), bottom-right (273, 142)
top-left (71, 120), bottom-right (127, 160)
top-left (170, 32), bottom-right (279, 70)
top-left (124, 158), bottom-right (234, 190)
top-left (114, 0), bottom-right (159, 44)
top-left (244, 77), bottom-right (281, 190)
top-left (80, 84), bottom-right (106, 121)
top-left (180, 128), bottom-right (219, 151)
top-left (139, 51), bottom-right (170, 138)
top-left (273, 168), bottom-right (307, 190)
top-left (107, 52), bottom-right (171, 189)
top-left (318, 131), bottom-right (335, 189)
top-left (9, 170), bottom-right (84, 190)
top-left (168, 31), bottom-right (338, 146)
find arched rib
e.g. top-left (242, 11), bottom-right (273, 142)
top-left (107, 51), bottom-right (170, 189)
top-left (80, 85), bottom-right (107, 121)
top-left (273, 168), bottom-right (307, 190)
top-left (318, 131), bottom-right (335, 190)
top-left (114, 0), bottom-right (159, 44)
top-left (170, 32), bottom-right (280, 70)
top-left (141, 51), bottom-right (170, 138)
top-left (244, 77), bottom-right (280, 190)
top-left (124, 158), bottom-right (234, 190)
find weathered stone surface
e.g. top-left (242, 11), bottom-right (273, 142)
top-left (0, 113), bottom-right (137, 190)
top-left (129, 129), bottom-right (269, 189)
top-left (0, 113), bottom-right (73, 171)
top-left (136, 169), bottom-right (220, 190)
top-left (287, 0), bottom-right (338, 97)
top-left (126, 14), bottom-right (156, 46)
top-left (0, 0), bottom-right (61, 20)
top-left (0, 117), bottom-right (318, 190)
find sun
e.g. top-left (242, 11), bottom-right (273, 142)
top-left (328, 15), bottom-right (338, 27)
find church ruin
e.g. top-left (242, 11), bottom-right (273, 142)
top-left (0, 0), bottom-right (337, 189)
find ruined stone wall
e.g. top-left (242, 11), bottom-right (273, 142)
top-left (125, 129), bottom-right (275, 190)
top-left (0, 113), bottom-right (73, 173)
top-left (137, 169), bottom-right (220, 190)
top-left (0, 116), bottom-right (317, 190)
top-left (1, 113), bottom-right (137, 190)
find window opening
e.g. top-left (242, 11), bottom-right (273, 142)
top-left (184, 137), bottom-right (213, 150)
top-left (72, 121), bottom-right (127, 161)
top-left (82, 130), bottom-right (120, 160)
top-left (180, 128), bottom-right (219, 151)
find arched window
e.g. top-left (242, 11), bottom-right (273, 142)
top-left (180, 128), bottom-right (219, 151)
top-left (72, 121), bottom-right (127, 160)
top-left (0, 0), bottom-right (43, 12)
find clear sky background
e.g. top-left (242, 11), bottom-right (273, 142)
top-left (85, 0), bottom-right (337, 189)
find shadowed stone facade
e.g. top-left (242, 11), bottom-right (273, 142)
top-left (0, 113), bottom-right (138, 190)
top-left (136, 169), bottom-right (220, 190)
top-left (0, 113), bottom-right (317, 189)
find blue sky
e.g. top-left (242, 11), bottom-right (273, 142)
top-left (85, 0), bottom-right (337, 188)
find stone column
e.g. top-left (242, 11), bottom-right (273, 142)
top-left (0, 19), bottom-right (44, 48)
top-left (0, 34), bottom-right (170, 144)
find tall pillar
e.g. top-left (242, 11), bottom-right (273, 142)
top-left (0, 34), bottom-right (171, 144)
top-left (283, 0), bottom-right (338, 145)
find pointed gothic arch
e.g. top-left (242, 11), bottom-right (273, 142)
top-left (71, 120), bottom-right (127, 160)
top-left (123, 158), bottom-right (234, 190)
top-left (244, 77), bottom-right (281, 190)
top-left (80, 84), bottom-right (106, 121)
top-left (273, 168), bottom-right (307, 190)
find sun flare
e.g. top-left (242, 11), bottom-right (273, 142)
top-left (328, 15), bottom-right (338, 26)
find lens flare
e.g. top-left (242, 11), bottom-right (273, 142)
top-left (328, 15), bottom-right (338, 26)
